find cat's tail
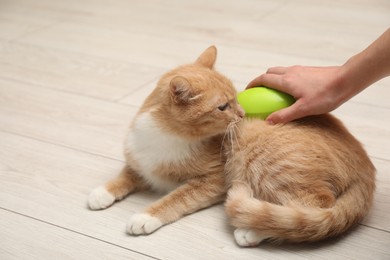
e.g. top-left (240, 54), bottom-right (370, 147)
top-left (225, 182), bottom-right (374, 243)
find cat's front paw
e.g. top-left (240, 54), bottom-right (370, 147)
top-left (234, 228), bottom-right (266, 247)
top-left (88, 186), bottom-right (115, 210)
top-left (127, 213), bottom-right (163, 235)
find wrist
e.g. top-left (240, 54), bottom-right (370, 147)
top-left (337, 56), bottom-right (368, 103)
top-left (326, 65), bottom-right (352, 107)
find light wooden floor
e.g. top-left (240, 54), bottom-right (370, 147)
top-left (1, 0), bottom-right (389, 259)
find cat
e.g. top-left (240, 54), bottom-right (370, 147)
top-left (88, 46), bottom-right (244, 235)
top-left (224, 114), bottom-right (376, 246)
top-left (88, 45), bottom-right (375, 246)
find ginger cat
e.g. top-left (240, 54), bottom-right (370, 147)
top-left (88, 46), bottom-right (375, 247)
top-left (88, 46), bottom-right (244, 235)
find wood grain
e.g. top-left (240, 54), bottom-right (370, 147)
top-left (0, 0), bottom-right (389, 259)
top-left (0, 209), bottom-right (154, 260)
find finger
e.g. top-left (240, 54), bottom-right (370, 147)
top-left (246, 67), bottom-right (287, 89)
top-left (266, 66), bottom-right (288, 75)
top-left (246, 73), bottom-right (296, 96)
top-left (266, 100), bottom-right (307, 124)
top-left (246, 73), bottom-right (281, 89)
top-left (246, 76), bottom-right (261, 89)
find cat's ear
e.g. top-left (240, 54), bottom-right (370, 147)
top-left (195, 45), bottom-right (217, 69)
top-left (170, 76), bottom-right (198, 104)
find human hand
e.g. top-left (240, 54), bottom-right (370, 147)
top-left (246, 66), bottom-right (346, 124)
top-left (245, 29), bottom-right (390, 124)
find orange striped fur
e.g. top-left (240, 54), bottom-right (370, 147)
top-left (224, 115), bottom-right (375, 245)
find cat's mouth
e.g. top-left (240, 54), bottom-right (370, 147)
top-left (231, 118), bottom-right (242, 125)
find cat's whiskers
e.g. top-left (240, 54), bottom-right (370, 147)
top-left (228, 126), bottom-right (235, 154)
top-left (219, 118), bottom-right (242, 160)
top-left (226, 119), bottom-right (241, 154)
top-left (231, 121), bottom-right (241, 152)
top-left (233, 119), bottom-right (243, 136)
top-left (220, 126), bottom-right (230, 160)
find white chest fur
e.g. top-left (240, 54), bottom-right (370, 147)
top-left (125, 112), bottom-right (196, 192)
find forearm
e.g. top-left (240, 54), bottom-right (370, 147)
top-left (338, 28), bottom-right (390, 102)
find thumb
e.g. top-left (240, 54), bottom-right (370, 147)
top-left (266, 101), bottom-right (306, 124)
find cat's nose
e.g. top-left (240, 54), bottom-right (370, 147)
top-left (238, 106), bottom-right (245, 118)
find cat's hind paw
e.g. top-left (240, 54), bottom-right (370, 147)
top-left (127, 213), bottom-right (163, 235)
top-left (234, 228), bottom-right (267, 247)
top-left (88, 186), bottom-right (115, 210)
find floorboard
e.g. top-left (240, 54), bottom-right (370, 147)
top-left (0, 0), bottom-right (389, 259)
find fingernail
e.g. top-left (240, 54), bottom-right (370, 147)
top-left (266, 119), bottom-right (274, 125)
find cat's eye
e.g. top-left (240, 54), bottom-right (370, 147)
top-left (218, 103), bottom-right (230, 111)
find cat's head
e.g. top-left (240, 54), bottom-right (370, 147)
top-left (143, 46), bottom-right (244, 139)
